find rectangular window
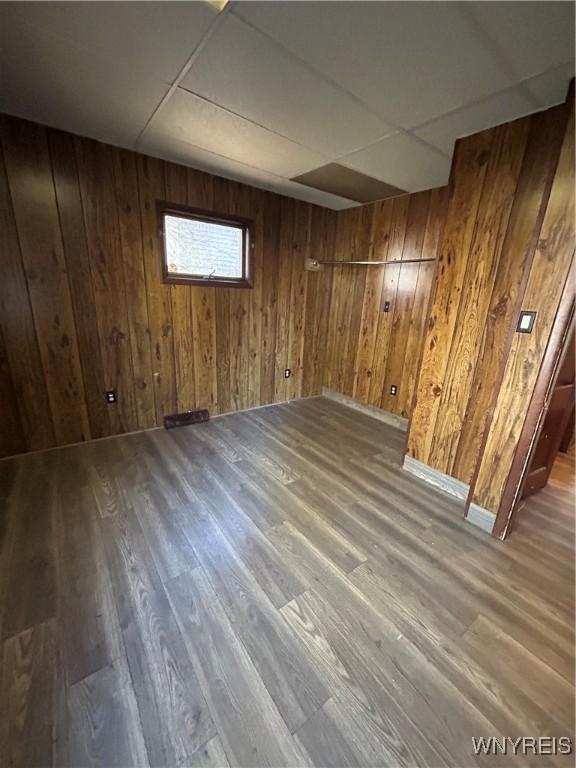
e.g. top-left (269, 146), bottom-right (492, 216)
top-left (159, 203), bottom-right (253, 287)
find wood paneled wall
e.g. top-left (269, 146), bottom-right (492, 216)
top-left (407, 95), bottom-right (575, 516)
top-left (0, 114), bottom-right (335, 458)
top-left (322, 187), bottom-right (448, 418)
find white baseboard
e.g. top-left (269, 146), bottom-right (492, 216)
top-left (321, 388), bottom-right (408, 431)
top-left (466, 502), bottom-right (496, 534)
top-left (403, 455), bottom-right (470, 501)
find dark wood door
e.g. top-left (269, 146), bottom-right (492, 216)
top-left (522, 326), bottom-right (575, 498)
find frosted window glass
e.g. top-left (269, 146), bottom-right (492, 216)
top-left (165, 214), bottom-right (243, 278)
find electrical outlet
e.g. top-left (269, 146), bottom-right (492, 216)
top-left (284, 368), bottom-right (291, 379)
top-left (105, 390), bottom-right (117, 404)
top-left (383, 300), bottom-right (391, 312)
top-left (390, 384), bottom-right (397, 396)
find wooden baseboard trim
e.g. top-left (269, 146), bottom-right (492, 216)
top-left (403, 455), bottom-right (470, 500)
top-left (321, 388), bottom-right (408, 431)
top-left (466, 502), bottom-right (496, 534)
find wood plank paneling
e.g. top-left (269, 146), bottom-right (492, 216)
top-left (366, 199), bottom-right (406, 408)
top-left (352, 200), bottom-right (393, 403)
top-left (2, 118), bottom-right (89, 445)
top-left (274, 198), bottom-right (296, 403)
top-left (137, 153), bottom-right (176, 423)
top-left (406, 92), bottom-right (574, 520)
top-left (323, 190), bottom-right (445, 420)
top-left (76, 137), bottom-right (138, 435)
top-left (473, 106), bottom-right (575, 513)
top-left (302, 207), bottom-right (336, 398)
top-left (0, 325), bottom-right (25, 458)
top-left (428, 118), bottom-right (530, 474)
top-left (452, 104), bottom-right (570, 483)
top-left (0, 114), bottom-right (335, 458)
top-left (165, 163), bottom-right (196, 415)
top-left (407, 131), bottom-right (493, 463)
top-left (381, 192), bottom-right (430, 415)
top-left (112, 148), bottom-right (156, 429)
top-left (48, 129), bottom-right (112, 440)
top-left (287, 201), bottom-right (311, 401)
top-left (187, 168), bottom-right (218, 410)
top-left (0, 144), bottom-right (54, 452)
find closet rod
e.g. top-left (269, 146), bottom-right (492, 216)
top-left (311, 257), bottom-right (436, 266)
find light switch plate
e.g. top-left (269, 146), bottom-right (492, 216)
top-left (517, 310), bottom-right (536, 334)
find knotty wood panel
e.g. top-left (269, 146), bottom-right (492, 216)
top-left (428, 118), bottom-right (530, 474)
top-left (2, 118), bottom-right (90, 446)
top-left (49, 129), bottom-right (113, 440)
top-left (407, 93), bottom-right (574, 518)
top-left (75, 137), bottom-right (138, 436)
top-left (322, 189), bottom-right (447, 419)
top-left (473, 105), bottom-right (575, 513)
top-left (302, 207), bottom-right (337, 398)
top-left (0, 141), bottom-right (55, 452)
top-left (407, 130), bottom-right (493, 461)
top-left (0, 325), bottom-right (25, 459)
top-left (452, 104), bottom-right (570, 483)
top-left (0, 113), bottom-right (335, 458)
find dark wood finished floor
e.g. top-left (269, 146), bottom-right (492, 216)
top-left (0, 397), bottom-right (574, 767)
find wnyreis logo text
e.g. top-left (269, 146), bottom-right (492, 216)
top-left (472, 737), bottom-right (573, 756)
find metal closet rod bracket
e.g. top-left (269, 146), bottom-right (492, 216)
top-left (304, 257), bottom-right (436, 271)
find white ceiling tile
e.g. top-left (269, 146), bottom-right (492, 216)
top-left (149, 89), bottom-right (327, 178)
top-left (340, 134), bottom-right (451, 193)
top-left (0, 19), bottom-right (168, 141)
top-left (463, 1), bottom-right (575, 82)
top-left (180, 14), bottom-right (394, 157)
top-left (233, 2), bottom-right (512, 128)
top-left (413, 88), bottom-right (536, 156)
top-left (139, 129), bottom-right (357, 210)
top-left (522, 62), bottom-right (574, 108)
top-left (0, 1), bottom-right (217, 83)
top-left (0, 1), bottom-right (571, 211)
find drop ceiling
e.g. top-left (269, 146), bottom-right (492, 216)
top-left (0, 1), bottom-right (573, 209)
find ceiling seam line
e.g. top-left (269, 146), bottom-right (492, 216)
top-left (227, 7), bottom-right (452, 161)
top-left (175, 85), bottom-right (332, 162)
top-left (137, 131), bottom-right (356, 206)
top-left (135, 1), bottom-right (235, 151)
top-left (407, 60), bottom-right (575, 135)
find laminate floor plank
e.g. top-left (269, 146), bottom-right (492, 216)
top-left (269, 523), bottom-right (540, 761)
top-left (0, 397), bottom-right (572, 767)
top-left (186, 736), bottom-right (231, 768)
top-left (283, 594), bottom-right (453, 767)
top-left (178, 500), bottom-right (330, 733)
top-left (460, 616), bottom-right (574, 732)
top-left (53, 452), bottom-right (123, 685)
top-left (1, 451), bottom-right (58, 640)
top-left (196, 479), bottom-right (309, 609)
top-left (165, 567), bottom-right (310, 768)
top-left (67, 657), bottom-right (149, 768)
top-left (101, 508), bottom-right (216, 767)
top-left (1, 619), bottom-right (65, 768)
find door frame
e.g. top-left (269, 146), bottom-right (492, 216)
top-left (492, 261), bottom-right (575, 539)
